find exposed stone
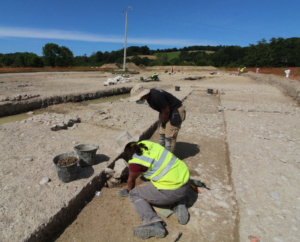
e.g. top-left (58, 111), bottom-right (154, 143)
top-left (106, 177), bottom-right (121, 188)
top-left (39, 177), bottom-right (51, 185)
top-left (113, 158), bottom-right (128, 179)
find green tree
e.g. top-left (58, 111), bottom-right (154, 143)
top-left (269, 37), bottom-right (286, 66)
top-left (156, 53), bottom-right (169, 65)
top-left (57, 46), bottom-right (73, 67)
top-left (43, 43), bottom-right (60, 67)
top-left (244, 44), bottom-right (258, 67)
top-left (42, 43), bottom-right (73, 67)
top-left (74, 55), bottom-right (89, 66)
top-left (256, 39), bottom-right (271, 67)
top-left (179, 51), bottom-right (190, 62)
top-left (27, 54), bottom-right (44, 67)
top-left (285, 37), bottom-right (300, 66)
top-left (12, 53), bottom-right (25, 67)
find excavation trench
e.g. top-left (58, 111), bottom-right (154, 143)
top-left (0, 86), bottom-right (132, 118)
top-left (54, 88), bottom-right (240, 242)
top-left (27, 120), bottom-right (159, 242)
top-left (0, 93), bottom-right (130, 125)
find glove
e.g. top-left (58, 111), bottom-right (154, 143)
top-left (161, 122), bottom-right (166, 129)
top-left (116, 189), bottom-right (129, 197)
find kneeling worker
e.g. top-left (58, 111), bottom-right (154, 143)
top-left (115, 131), bottom-right (190, 240)
top-left (129, 84), bottom-right (186, 153)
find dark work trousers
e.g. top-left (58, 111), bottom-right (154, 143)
top-left (129, 180), bottom-right (190, 225)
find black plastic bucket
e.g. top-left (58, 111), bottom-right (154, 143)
top-left (175, 86), bottom-right (180, 91)
top-left (53, 152), bottom-right (79, 182)
top-left (74, 144), bottom-right (99, 167)
top-left (207, 88), bottom-right (214, 94)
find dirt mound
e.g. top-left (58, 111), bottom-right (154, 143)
top-left (123, 62), bottom-right (141, 70)
top-left (101, 63), bottom-right (119, 69)
top-left (101, 62), bottom-right (141, 71)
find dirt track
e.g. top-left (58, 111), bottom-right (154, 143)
top-left (0, 67), bottom-right (299, 242)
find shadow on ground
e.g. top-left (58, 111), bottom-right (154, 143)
top-left (77, 154), bottom-right (110, 180)
top-left (174, 142), bottom-right (200, 160)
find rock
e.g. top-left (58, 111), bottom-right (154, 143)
top-left (58, 122), bottom-right (66, 129)
top-left (25, 158), bottom-right (33, 161)
top-left (104, 167), bottom-right (115, 178)
top-left (280, 158), bottom-right (287, 163)
top-left (206, 210), bottom-right (218, 217)
top-left (39, 177), bottom-right (51, 185)
top-left (270, 191), bottom-right (280, 200)
top-left (217, 201), bottom-right (229, 209)
top-left (106, 177), bottom-right (121, 188)
top-left (51, 125), bottom-right (59, 131)
top-left (218, 106), bottom-right (224, 112)
top-left (70, 124), bottom-right (78, 130)
top-left (113, 159), bottom-right (128, 179)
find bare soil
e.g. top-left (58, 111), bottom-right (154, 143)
top-left (57, 157), bottom-right (78, 167)
top-left (0, 66), bottom-right (299, 242)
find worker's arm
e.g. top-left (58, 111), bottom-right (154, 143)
top-left (127, 170), bottom-right (141, 190)
top-left (161, 106), bottom-right (170, 124)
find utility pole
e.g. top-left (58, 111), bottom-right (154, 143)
top-left (123, 6), bottom-right (132, 72)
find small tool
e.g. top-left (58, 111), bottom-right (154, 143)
top-left (190, 183), bottom-right (201, 194)
top-left (174, 232), bottom-right (182, 242)
top-left (191, 179), bottom-right (211, 190)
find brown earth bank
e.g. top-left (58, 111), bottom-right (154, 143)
top-left (0, 67), bottom-right (299, 242)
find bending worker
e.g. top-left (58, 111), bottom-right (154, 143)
top-left (238, 66), bottom-right (246, 75)
top-left (115, 131), bottom-right (190, 240)
top-left (129, 84), bottom-right (186, 153)
top-left (151, 73), bottom-right (159, 81)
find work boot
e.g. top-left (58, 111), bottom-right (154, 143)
top-left (133, 222), bottom-right (167, 240)
top-left (174, 200), bottom-right (189, 225)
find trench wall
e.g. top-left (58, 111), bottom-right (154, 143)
top-left (0, 87), bottom-right (132, 117)
top-left (247, 72), bottom-right (300, 105)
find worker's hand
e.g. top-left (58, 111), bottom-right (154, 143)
top-left (116, 189), bottom-right (129, 197)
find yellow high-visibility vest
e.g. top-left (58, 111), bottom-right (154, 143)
top-left (129, 141), bottom-right (189, 189)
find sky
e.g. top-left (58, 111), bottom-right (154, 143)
top-left (0, 0), bottom-right (299, 57)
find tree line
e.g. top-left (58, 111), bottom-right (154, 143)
top-left (0, 37), bottom-right (299, 68)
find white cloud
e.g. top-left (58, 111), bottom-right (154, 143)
top-left (0, 26), bottom-right (210, 46)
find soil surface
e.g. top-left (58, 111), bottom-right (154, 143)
top-left (57, 157), bottom-right (78, 167)
top-left (0, 66), bottom-right (299, 242)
